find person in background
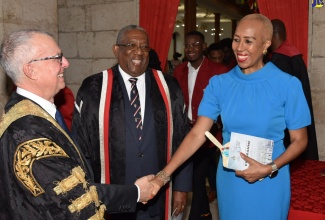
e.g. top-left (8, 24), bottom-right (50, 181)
top-left (165, 52), bottom-right (182, 76)
top-left (150, 14), bottom-right (310, 220)
top-left (72, 25), bottom-right (192, 220)
top-left (0, 29), bottom-right (154, 220)
top-left (148, 48), bottom-right (162, 71)
top-left (268, 19), bottom-right (318, 160)
top-left (173, 30), bottom-right (227, 220)
top-left (207, 42), bottom-right (225, 65)
top-left (171, 52), bottom-right (182, 70)
top-left (54, 86), bottom-right (74, 130)
top-left (219, 38), bottom-right (237, 70)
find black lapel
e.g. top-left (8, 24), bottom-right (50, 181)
top-left (109, 66), bottom-right (127, 184)
top-left (147, 69), bottom-right (168, 170)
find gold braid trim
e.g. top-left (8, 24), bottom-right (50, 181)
top-left (0, 100), bottom-right (84, 167)
top-left (14, 138), bottom-right (69, 196)
top-left (68, 186), bottom-right (101, 213)
top-left (53, 166), bottom-right (88, 195)
top-left (88, 204), bottom-right (106, 220)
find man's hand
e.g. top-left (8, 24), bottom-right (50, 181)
top-left (149, 176), bottom-right (165, 196)
top-left (134, 175), bottom-right (155, 203)
top-left (172, 191), bottom-right (188, 216)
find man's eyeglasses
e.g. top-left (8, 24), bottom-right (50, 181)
top-left (116, 43), bottom-right (151, 52)
top-left (28, 53), bottom-right (63, 65)
top-left (184, 42), bottom-right (203, 49)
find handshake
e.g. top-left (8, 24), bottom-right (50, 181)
top-left (134, 171), bottom-right (170, 203)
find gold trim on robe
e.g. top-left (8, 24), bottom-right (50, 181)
top-left (88, 204), bottom-right (106, 220)
top-left (14, 138), bottom-right (69, 196)
top-left (54, 166), bottom-right (88, 195)
top-left (0, 100), bottom-right (85, 166)
top-left (68, 186), bottom-right (101, 213)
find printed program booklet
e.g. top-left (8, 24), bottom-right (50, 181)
top-left (227, 132), bottom-right (274, 170)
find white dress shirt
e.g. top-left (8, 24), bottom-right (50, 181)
top-left (187, 57), bottom-right (204, 120)
top-left (16, 87), bottom-right (57, 118)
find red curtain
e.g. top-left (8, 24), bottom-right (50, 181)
top-left (257, 0), bottom-right (309, 65)
top-left (140, 0), bottom-right (180, 71)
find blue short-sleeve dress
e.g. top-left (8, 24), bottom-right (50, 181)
top-left (198, 62), bottom-right (311, 220)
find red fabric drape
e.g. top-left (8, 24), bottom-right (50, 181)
top-left (140, 0), bottom-right (180, 72)
top-left (257, 0), bottom-right (309, 65)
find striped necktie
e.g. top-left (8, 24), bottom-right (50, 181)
top-left (129, 78), bottom-right (142, 141)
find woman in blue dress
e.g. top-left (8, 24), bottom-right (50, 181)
top-left (151, 14), bottom-right (310, 220)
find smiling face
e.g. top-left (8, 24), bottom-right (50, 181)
top-left (232, 18), bottom-right (271, 74)
top-left (113, 29), bottom-right (149, 77)
top-left (184, 34), bottom-right (206, 69)
top-left (26, 34), bottom-right (69, 102)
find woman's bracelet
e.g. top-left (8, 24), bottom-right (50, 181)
top-left (156, 170), bottom-right (170, 185)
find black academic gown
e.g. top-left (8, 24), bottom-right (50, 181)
top-left (0, 93), bottom-right (138, 220)
top-left (270, 42), bottom-right (319, 160)
top-left (73, 65), bottom-right (192, 220)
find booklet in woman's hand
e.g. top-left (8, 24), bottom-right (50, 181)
top-left (205, 131), bottom-right (274, 171)
top-left (227, 132), bottom-right (274, 170)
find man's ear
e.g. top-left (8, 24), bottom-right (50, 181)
top-left (23, 63), bottom-right (36, 80)
top-left (112, 45), bottom-right (119, 58)
top-left (265, 40), bottom-right (271, 51)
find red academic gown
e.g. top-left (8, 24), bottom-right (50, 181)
top-left (173, 57), bottom-right (227, 143)
top-left (54, 86), bottom-right (75, 130)
top-left (270, 40), bottom-right (318, 160)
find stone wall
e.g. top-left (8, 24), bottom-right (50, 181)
top-left (309, 6), bottom-right (325, 160)
top-left (0, 0), bottom-right (58, 117)
top-left (57, 0), bottom-right (139, 95)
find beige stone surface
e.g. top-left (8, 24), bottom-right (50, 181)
top-left (59, 33), bottom-right (78, 57)
top-left (310, 8), bottom-right (325, 160)
top-left (91, 2), bottom-right (137, 31)
top-left (0, 94), bottom-right (8, 117)
top-left (315, 123), bottom-right (325, 161)
top-left (0, 0), bottom-right (3, 18)
top-left (310, 22), bottom-right (325, 58)
top-left (58, 7), bottom-right (87, 32)
top-left (77, 31), bottom-right (116, 58)
top-left (64, 59), bottom-right (93, 85)
top-left (3, 0), bottom-right (57, 23)
top-left (309, 58), bottom-right (325, 91)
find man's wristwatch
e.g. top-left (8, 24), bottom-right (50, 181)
top-left (268, 162), bottom-right (278, 178)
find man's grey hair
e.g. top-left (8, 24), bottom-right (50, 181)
top-left (116, 25), bottom-right (149, 44)
top-left (0, 29), bottom-right (52, 83)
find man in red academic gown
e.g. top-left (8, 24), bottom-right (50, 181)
top-left (269, 19), bottom-right (318, 160)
